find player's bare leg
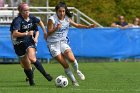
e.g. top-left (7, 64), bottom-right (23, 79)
top-left (55, 53), bottom-right (79, 86)
top-left (27, 48), bottom-right (52, 81)
top-left (20, 60), bottom-right (35, 82)
top-left (64, 49), bottom-right (85, 80)
top-left (20, 55), bottom-right (35, 86)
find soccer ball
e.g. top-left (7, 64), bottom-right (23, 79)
top-left (55, 75), bottom-right (68, 87)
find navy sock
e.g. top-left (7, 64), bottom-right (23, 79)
top-left (24, 69), bottom-right (35, 85)
top-left (24, 69), bottom-right (33, 79)
top-left (33, 60), bottom-right (49, 76)
top-left (33, 60), bottom-right (52, 81)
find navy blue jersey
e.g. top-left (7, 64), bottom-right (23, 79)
top-left (10, 14), bottom-right (39, 41)
top-left (10, 14), bottom-right (39, 32)
top-left (10, 14), bottom-right (39, 56)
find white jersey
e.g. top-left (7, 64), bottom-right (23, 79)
top-left (47, 14), bottom-right (70, 43)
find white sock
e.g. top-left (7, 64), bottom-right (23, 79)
top-left (72, 60), bottom-right (78, 72)
top-left (64, 68), bottom-right (76, 82)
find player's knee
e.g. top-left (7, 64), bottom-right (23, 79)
top-left (64, 49), bottom-right (71, 55)
top-left (28, 56), bottom-right (36, 63)
top-left (64, 50), bottom-right (75, 62)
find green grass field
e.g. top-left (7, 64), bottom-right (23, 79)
top-left (0, 62), bottom-right (140, 93)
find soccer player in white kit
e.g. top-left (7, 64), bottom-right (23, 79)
top-left (47, 2), bottom-right (95, 86)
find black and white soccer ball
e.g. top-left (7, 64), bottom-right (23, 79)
top-left (55, 75), bottom-right (68, 87)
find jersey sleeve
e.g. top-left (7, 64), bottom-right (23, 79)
top-left (48, 16), bottom-right (55, 23)
top-left (10, 18), bottom-right (21, 32)
top-left (31, 15), bottom-right (40, 23)
top-left (29, 23), bottom-right (39, 32)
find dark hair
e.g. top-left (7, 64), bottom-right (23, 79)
top-left (55, 2), bottom-right (73, 18)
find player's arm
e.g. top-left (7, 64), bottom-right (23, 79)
top-left (47, 19), bottom-right (61, 36)
top-left (35, 31), bottom-right (39, 39)
top-left (38, 20), bottom-right (47, 39)
top-left (33, 31), bottom-right (39, 43)
top-left (12, 30), bottom-right (30, 38)
top-left (34, 26), bottom-right (39, 43)
top-left (11, 19), bottom-right (32, 38)
top-left (69, 18), bottom-right (95, 28)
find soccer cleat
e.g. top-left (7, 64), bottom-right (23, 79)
top-left (29, 79), bottom-right (35, 86)
top-left (77, 70), bottom-right (85, 80)
top-left (45, 74), bottom-right (53, 81)
top-left (26, 78), bottom-right (35, 86)
top-left (72, 81), bottom-right (79, 87)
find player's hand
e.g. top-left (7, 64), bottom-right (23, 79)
top-left (56, 23), bottom-right (62, 29)
top-left (28, 31), bottom-right (34, 36)
top-left (53, 23), bottom-right (62, 32)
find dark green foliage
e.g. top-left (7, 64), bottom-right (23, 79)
top-left (28, 0), bottom-right (140, 26)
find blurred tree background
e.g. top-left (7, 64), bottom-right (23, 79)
top-left (23, 0), bottom-right (140, 26)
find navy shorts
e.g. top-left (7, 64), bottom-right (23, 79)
top-left (14, 36), bottom-right (36, 57)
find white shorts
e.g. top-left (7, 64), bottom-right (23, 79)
top-left (47, 40), bottom-right (71, 57)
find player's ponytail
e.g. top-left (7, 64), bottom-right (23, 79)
top-left (65, 7), bottom-right (73, 18)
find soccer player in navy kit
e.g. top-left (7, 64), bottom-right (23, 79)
top-left (10, 2), bottom-right (52, 86)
